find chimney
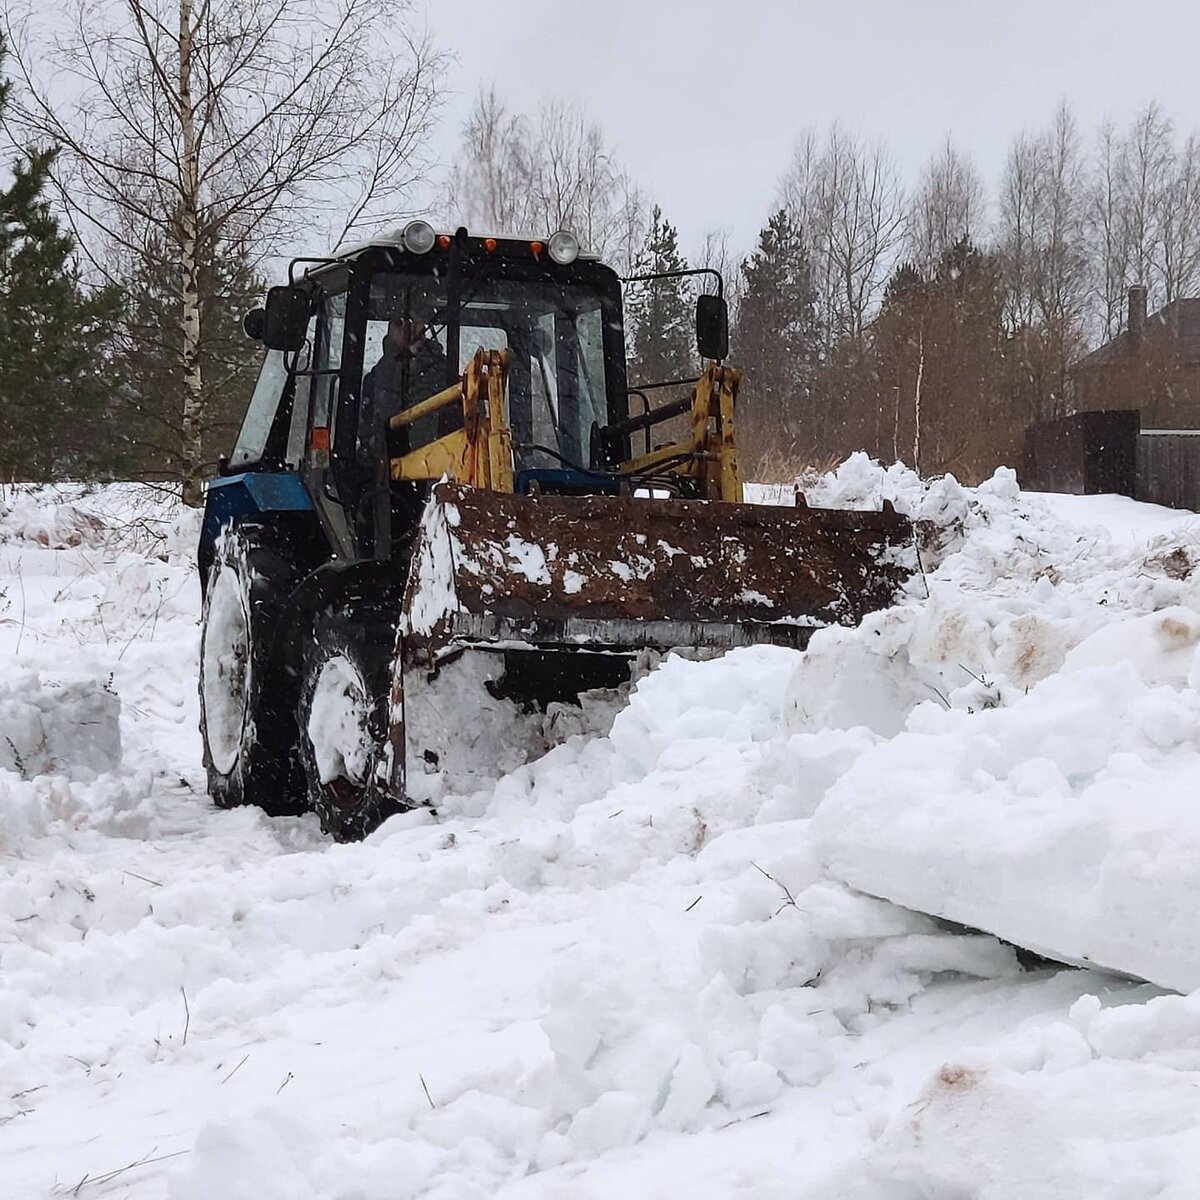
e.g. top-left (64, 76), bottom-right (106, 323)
top-left (1128, 284), bottom-right (1148, 341)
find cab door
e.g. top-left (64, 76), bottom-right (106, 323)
top-left (299, 269), bottom-right (359, 561)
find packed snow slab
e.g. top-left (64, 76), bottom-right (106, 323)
top-left (800, 477), bottom-right (1200, 994)
top-left (0, 668), bottom-right (121, 778)
top-left (811, 651), bottom-right (1200, 993)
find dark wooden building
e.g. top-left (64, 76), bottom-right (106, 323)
top-left (1024, 287), bottom-right (1200, 508)
top-left (1071, 286), bottom-right (1200, 428)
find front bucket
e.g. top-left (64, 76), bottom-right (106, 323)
top-left (400, 481), bottom-right (916, 659)
top-left (381, 482), bottom-right (916, 803)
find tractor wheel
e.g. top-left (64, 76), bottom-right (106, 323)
top-left (297, 608), bottom-right (399, 841)
top-left (199, 526), bottom-right (306, 815)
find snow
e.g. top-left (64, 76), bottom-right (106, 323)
top-left (199, 543), bottom-right (249, 774)
top-left (307, 655), bottom-right (372, 785)
top-left (5, 466), bottom-right (1200, 1197)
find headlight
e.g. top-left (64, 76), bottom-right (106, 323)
top-left (547, 230), bottom-right (580, 265)
top-left (401, 219), bottom-right (436, 254)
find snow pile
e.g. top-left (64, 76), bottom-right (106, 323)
top-left (0, 483), bottom-right (200, 850)
top-left (793, 455), bottom-right (1200, 993)
top-left (789, 452), bottom-right (1200, 738)
top-left (0, 481), bottom-right (190, 552)
top-left (0, 667), bottom-right (121, 778)
top-left (837, 987), bottom-right (1200, 1198)
top-left (161, 645), bottom-right (1022, 1199)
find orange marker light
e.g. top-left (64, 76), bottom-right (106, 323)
top-left (484, 237), bottom-right (497, 252)
top-left (309, 426), bottom-right (331, 452)
top-left (436, 234), bottom-right (451, 250)
top-left (530, 240), bottom-right (544, 258)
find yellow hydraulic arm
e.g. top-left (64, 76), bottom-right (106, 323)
top-left (389, 348), bottom-right (514, 493)
top-left (617, 365), bottom-right (744, 503)
top-left (389, 350), bottom-right (743, 503)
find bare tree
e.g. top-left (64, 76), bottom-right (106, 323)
top-left (1079, 103), bottom-right (1200, 338)
top-left (1118, 102), bottom-right (1174, 302)
top-left (1086, 118), bottom-right (1132, 341)
top-left (450, 85), bottom-right (534, 235)
top-left (695, 226), bottom-right (742, 313)
top-left (447, 87), bottom-right (645, 271)
top-left (1154, 133), bottom-right (1200, 304)
top-left (780, 124), bottom-right (905, 350)
top-left (998, 130), bottom-right (1047, 330)
top-left (1034, 103), bottom-right (1088, 338)
top-left (998, 103), bottom-right (1088, 343)
top-left (905, 137), bottom-right (984, 271)
top-left (5, 0), bottom-right (443, 503)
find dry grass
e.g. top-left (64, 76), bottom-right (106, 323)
top-left (746, 442), bottom-right (843, 485)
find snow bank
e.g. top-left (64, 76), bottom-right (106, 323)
top-left (799, 455), bottom-right (1200, 993)
top-left (0, 668), bottom-right (121, 778)
top-left (0, 483), bottom-right (199, 852)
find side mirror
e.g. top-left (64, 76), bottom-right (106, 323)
top-left (242, 307), bottom-right (266, 341)
top-left (696, 293), bottom-right (728, 361)
top-left (263, 285), bottom-right (309, 351)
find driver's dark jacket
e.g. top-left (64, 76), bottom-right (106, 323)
top-left (362, 337), bottom-right (461, 454)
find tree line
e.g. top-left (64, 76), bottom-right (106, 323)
top-left (3, 21), bottom-right (1199, 492)
top-left (620, 104), bottom-right (1200, 481)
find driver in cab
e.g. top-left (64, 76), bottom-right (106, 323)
top-left (363, 317), bottom-right (461, 453)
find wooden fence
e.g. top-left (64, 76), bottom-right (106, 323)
top-left (1136, 430), bottom-right (1200, 510)
top-left (1024, 412), bottom-right (1200, 511)
top-left (1023, 411), bottom-right (1139, 496)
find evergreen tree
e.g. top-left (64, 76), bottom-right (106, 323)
top-left (733, 208), bottom-right (819, 458)
top-left (625, 205), bottom-right (695, 387)
top-left (854, 236), bottom-right (1024, 478)
top-left (105, 233), bottom-right (264, 479)
top-left (0, 39), bottom-right (124, 482)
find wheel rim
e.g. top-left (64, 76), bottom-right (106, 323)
top-left (307, 654), bottom-right (373, 809)
top-left (202, 562), bottom-right (251, 775)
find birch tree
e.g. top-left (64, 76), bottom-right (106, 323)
top-left (447, 87), bottom-right (645, 271)
top-left (780, 125), bottom-right (905, 351)
top-left (905, 137), bottom-right (984, 273)
top-left (5, 0), bottom-right (443, 503)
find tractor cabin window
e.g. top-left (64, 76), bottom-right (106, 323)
top-left (362, 271), bottom-right (608, 474)
top-left (230, 349), bottom-right (290, 468)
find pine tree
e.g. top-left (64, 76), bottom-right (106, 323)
top-left (733, 208), bottom-right (819, 459)
top-left (625, 206), bottom-right (695, 387)
top-left (106, 234), bottom-right (263, 479)
top-left (861, 236), bottom-right (1022, 477)
top-left (0, 40), bottom-right (124, 482)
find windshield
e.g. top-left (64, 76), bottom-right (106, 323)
top-left (362, 270), bottom-right (608, 472)
top-left (231, 350), bottom-right (289, 468)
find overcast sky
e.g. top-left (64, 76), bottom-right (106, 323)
top-left (421, 0), bottom-right (1200, 260)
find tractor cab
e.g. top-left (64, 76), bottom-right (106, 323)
top-left (231, 223), bottom-right (632, 563)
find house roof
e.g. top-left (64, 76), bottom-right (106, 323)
top-left (1074, 298), bottom-right (1200, 371)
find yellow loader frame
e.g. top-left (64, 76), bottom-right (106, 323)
top-left (389, 348), bottom-right (743, 503)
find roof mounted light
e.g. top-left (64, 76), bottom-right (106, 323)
top-left (547, 230), bottom-right (580, 265)
top-left (401, 219), bottom-right (436, 254)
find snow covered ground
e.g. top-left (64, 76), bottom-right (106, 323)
top-left (3, 466), bottom-right (1200, 1198)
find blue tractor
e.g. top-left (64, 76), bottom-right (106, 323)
top-left (197, 222), bottom-right (912, 840)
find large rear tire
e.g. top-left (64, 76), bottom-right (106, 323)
top-left (199, 526), bottom-right (306, 816)
top-left (297, 607), bottom-right (399, 841)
